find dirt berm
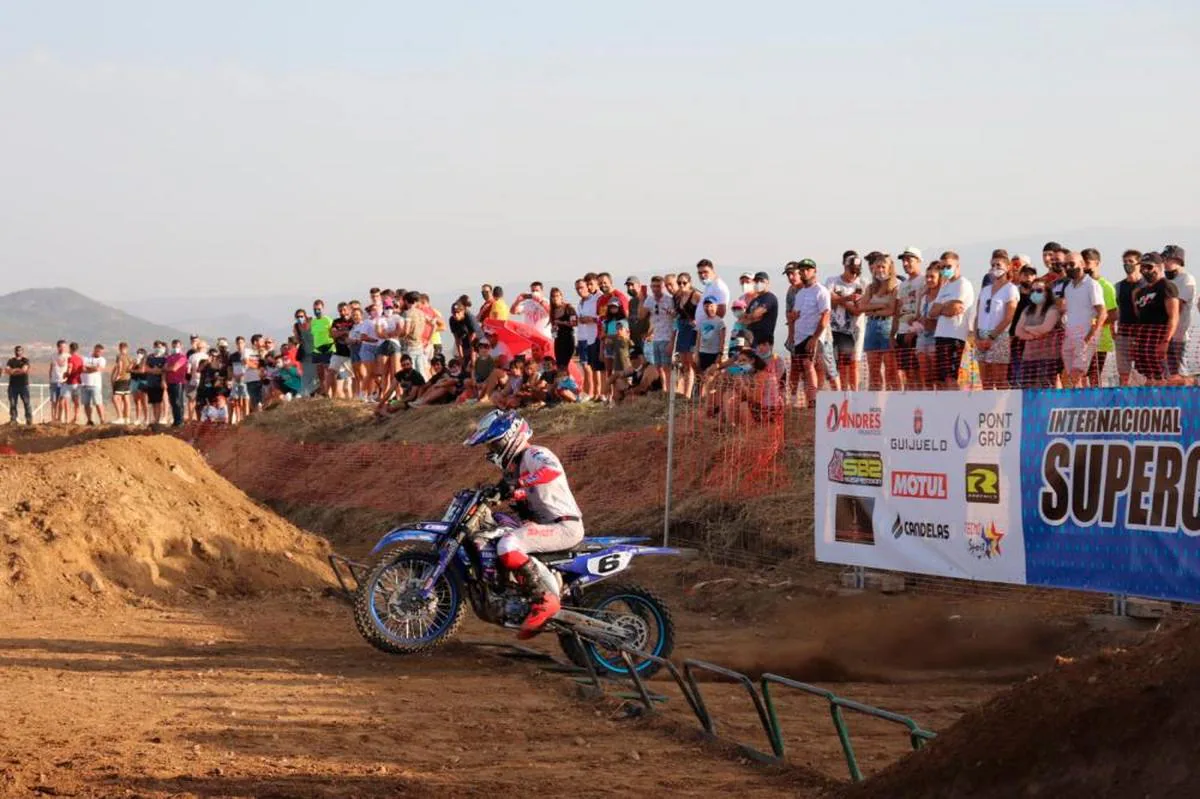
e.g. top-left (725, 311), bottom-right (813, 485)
top-left (0, 435), bottom-right (333, 605)
top-left (845, 621), bottom-right (1200, 799)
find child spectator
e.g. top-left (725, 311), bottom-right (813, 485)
top-left (201, 394), bottom-right (230, 423)
top-left (697, 298), bottom-right (728, 374)
top-left (550, 368), bottom-right (580, 405)
top-left (601, 298), bottom-right (632, 399)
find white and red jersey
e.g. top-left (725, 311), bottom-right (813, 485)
top-left (508, 445), bottom-right (582, 524)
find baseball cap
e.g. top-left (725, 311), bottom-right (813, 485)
top-left (798, 258), bottom-right (818, 270)
top-left (782, 261), bottom-right (799, 275)
top-left (739, 271), bottom-right (753, 281)
top-left (732, 298), bottom-right (748, 311)
top-left (1140, 252), bottom-right (1164, 266)
top-left (900, 246), bottom-right (922, 260)
top-left (1042, 241), bottom-right (1063, 253)
top-left (607, 297), bottom-right (622, 307)
top-left (702, 297), bottom-right (717, 305)
top-left (625, 275), bottom-right (640, 284)
top-left (753, 270), bottom-right (770, 282)
top-left (1014, 253), bottom-right (1032, 264)
top-left (1162, 245), bottom-right (1186, 265)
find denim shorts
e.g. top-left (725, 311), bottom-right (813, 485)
top-left (50, 383), bottom-right (67, 402)
top-left (863, 317), bottom-right (891, 352)
top-left (81, 385), bottom-right (102, 407)
top-left (647, 340), bottom-right (671, 366)
top-left (359, 343), bottom-right (378, 363)
top-left (674, 323), bottom-right (697, 354)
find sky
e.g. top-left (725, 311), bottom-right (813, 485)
top-left (1, 1), bottom-right (1198, 304)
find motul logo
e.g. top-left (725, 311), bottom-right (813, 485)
top-left (891, 471), bottom-right (948, 500)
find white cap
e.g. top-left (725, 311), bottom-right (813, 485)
top-left (1014, 253), bottom-right (1032, 265)
top-left (738, 271), bottom-right (753, 281)
top-left (900, 246), bottom-right (922, 260)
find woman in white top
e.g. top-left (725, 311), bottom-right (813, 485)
top-left (974, 253), bottom-right (1020, 389)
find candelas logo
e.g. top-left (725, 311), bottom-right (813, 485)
top-left (890, 514), bottom-right (950, 541)
top-left (966, 521), bottom-right (1005, 559)
top-left (827, 449), bottom-right (883, 487)
top-left (890, 471), bottom-right (948, 500)
top-left (825, 400), bottom-right (882, 435)
top-left (965, 463), bottom-right (1000, 504)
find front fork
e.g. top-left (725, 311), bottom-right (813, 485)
top-left (419, 537), bottom-right (460, 599)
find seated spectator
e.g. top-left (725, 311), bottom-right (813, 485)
top-left (515, 359), bottom-right (548, 408)
top-left (460, 340), bottom-right (502, 404)
top-left (201, 394), bottom-right (230, 423)
top-left (539, 355), bottom-right (558, 387)
top-left (549, 368), bottom-right (580, 405)
top-left (411, 357), bottom-right (469, 406)
top-left (490, 356), bottom-right (525, 409)
top-left (612, 348), bottom-right (663, 404)
top-left (375, 353), bottom-right (427, 413)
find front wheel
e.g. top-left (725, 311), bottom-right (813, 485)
top-left (353, 545), bottom-right (464, 655)
top-left (559, 583), bottom-right (675, 679)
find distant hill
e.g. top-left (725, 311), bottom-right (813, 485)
top-left (0, 288), bottom-right (189, 356)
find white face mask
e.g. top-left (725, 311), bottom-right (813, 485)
top-left (754, 281), bottom-right (767, 292)
top-left (532, 290), bottom-right (543, 299)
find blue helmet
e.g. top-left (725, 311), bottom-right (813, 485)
top-left (464, 410), bottom-right (532, 468)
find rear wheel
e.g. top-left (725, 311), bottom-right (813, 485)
top-left (558, 583), bottom-right (675, 679)
top-left (352, 544), bottom-right (464, 655)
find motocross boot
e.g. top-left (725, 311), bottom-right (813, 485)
top-left (511, 559), bottom-right (561, 640)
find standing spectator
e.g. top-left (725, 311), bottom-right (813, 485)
top-left (930, 251), bottom-right (976, 390)
top-left (827, 253), bottom-right (866, 391)
top-left (80, 344), bottom-right (107, 425)
top-left (914, 264), bottom-right (944, 390)
top-left (164, 339), bottom-right (188, 426)
top-left (625, 276), bottom-right (648, 351)
top-left (448, 300), bottom-right (480, 364)
top-left (859, 254), bottom-right (899, 390)
top-left (974, 253), bottom-right (1020, 389)
top-left (663, 274), bottom-right (678, 295)
top-left (49, 339), bottom-right (69, 423)
top-left (143, 341), bottom-right (166, 424)
top-left (597, 273), bottom-right (629, 316)
top-left (66, 342), bottom-right (84, 424)
top-left (228, 336), bottom-right (249, 422)
top-left (186, 337), bottom-right (208, 420)
top-left (292, 308), bottom-right (315, 398)
top-left (743, 271), bottom-right (779, 347)
top-left (1007, 264), bottom-right (1040, 388)
top-left (487, 286), bottom-right (510, 321)
top-left (245, 334), bottom-right (266, 413)
top-left (894, 247), bottom-right (924, 389)
top-left (309, 300), bottom-right (335, 396)
top-left (401, 290), bottom-right (428, 378)
top-left (5, 345), bottom-right (31, 425)
top-left (478, 284), bottom-right (495, 323)
top-left (110, 342), bottom-right (133, 424)
top-left (1114, 249), bottom-right (1144, 385)
top-left (548, 287), bottom-right (577, 370)
top-left (1132, 253), bottom-right (1179, 386)
top-left (697, 298), bottom-right (728, 377)
top-left (790, 259), bottom-right (834, 406)
top-left (1017, 280), bottom-right (1064, 388)
top-left (575, 274), bottom-right (601, 400)
top-left (601, 298), bottom-right (632, 399)
top-left (694, 260), bottom-right (731, 319)
top-left (513, 282), bottom-right (552, 338)
top-left (130, 347), bottom-right (149, 425)
top-left (330, 303), bottom-right (355, 399)
top-left (595, 274), bottom-right (628, 396)
top-left (642, 275), bottom-right (675, 385)
top-left (1060, 250), bottom-right (1105, 388)
top-left (374, 303), bottom-right (402, 398)
top-left (671, 271), bottom-right (702, 398)
top-left (1081, 249), bottom-right (1118, 387)
top-left (420, 294), bottom-right (447, 359)
top-left (1162, 245), bottom-right (1192, 383)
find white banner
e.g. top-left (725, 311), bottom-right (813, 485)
top-left (814, 390), bottom-right (1026, 584)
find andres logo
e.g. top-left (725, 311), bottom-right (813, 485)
top-left (825, 400), bottom-right (882, 435)
top-left (890, 471), bottom-right (948, 500)
top-left (965, 463), bottom-right (1000, 504)
top-left (828, 449), bottom-right (883, 487)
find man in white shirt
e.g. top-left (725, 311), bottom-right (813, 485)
top-left (1163, 245), bottom-right (1193, 381)
top-left (1060, 250), bottom-right (1105, 388)
top-left (894, 247), bottom-right (924, 388)
top-left (642, 275), bottom-right (676, 375)
top-left (694, 259), bottom-right (731, 320)
top-left (512, 281), bottom-right (553, 339)
top-left (791, 258), bottom-right (836, 405)
top-left (826, 252), bottom-right (866, 391)
top-left (974, 253), bottom-right (1020, 389)
top-left (575, 274), bottom-right (600, 399)
top-left (930, 251), bottom-right (976, 390)
top-left (81, 343), bottom-right (107, 425)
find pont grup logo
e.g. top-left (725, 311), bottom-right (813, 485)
top-left (826, 400), bottom-right (882, 435)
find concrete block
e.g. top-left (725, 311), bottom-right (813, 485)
top-left (1126, 599), bottom-right (1172, 619)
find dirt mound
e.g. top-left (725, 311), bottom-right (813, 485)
top-left (0, 435), bottom-right (333, 606)
top-left (847, 622), bottom-right (1200, 799)
top-left (0, 422), bottom-right (144, 454)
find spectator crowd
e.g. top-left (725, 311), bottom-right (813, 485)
top-left (2, 243), bottom-right (1194, 427)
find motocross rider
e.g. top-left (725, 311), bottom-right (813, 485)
top-left (464, 409), bottom-right (585, 638)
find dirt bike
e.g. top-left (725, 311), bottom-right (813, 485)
top-left (330, 485), bottom-right (693, 678)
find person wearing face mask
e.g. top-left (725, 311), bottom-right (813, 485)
top-left (513, 281), bottom-right (553, 339)
top-left (1161, 245), bottom-right (1193, 383)
top-left (1080, 249), bottom-right (1118, 387)
top-left (307, 300), bottom-right (334, 397)
top-left (742, 271), bottom-right (779, 349)
top-left (1132, 252), bottom-right (1179, 385)
top-left (1006, 265), bottom-right (1040, 388)
top-left (624, 277), bottom-right (648, 351)
top-left (1016, 280), bottom-right (1064, 388)
top-left (892, 247), bottom-right (924, 389)
top-left (913, 264), bottom-right (944, 389)
top-left (974, 253), bottom-right (1020, 389)
top-left (129, 346), bottom-right (149, 425)
top-left (826, 251), bottom-right (866, 390)
top-left (790, 259), bottom-right (836, 405)
top-left (693, 259), bottom-right (731, 321)
top-left (1060, 250), bottom-right (1105, 388)
top-left (929, 251), bottom-right (976, 390)
top-left (1114, 249), bottom-right (1145, 385)
top-left (163, 339), bottom-right (188, 425)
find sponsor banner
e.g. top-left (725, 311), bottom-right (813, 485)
top-left (814, 390), bottom-right (1026, 584)
top-left (1020, 387), bottom-right (1200, 602)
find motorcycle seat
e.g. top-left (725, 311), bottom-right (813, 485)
top-left (536, 539), bottom-right (616, 561)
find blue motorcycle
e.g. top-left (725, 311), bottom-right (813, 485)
top-left (333, 484), bottom-right (693, 677)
